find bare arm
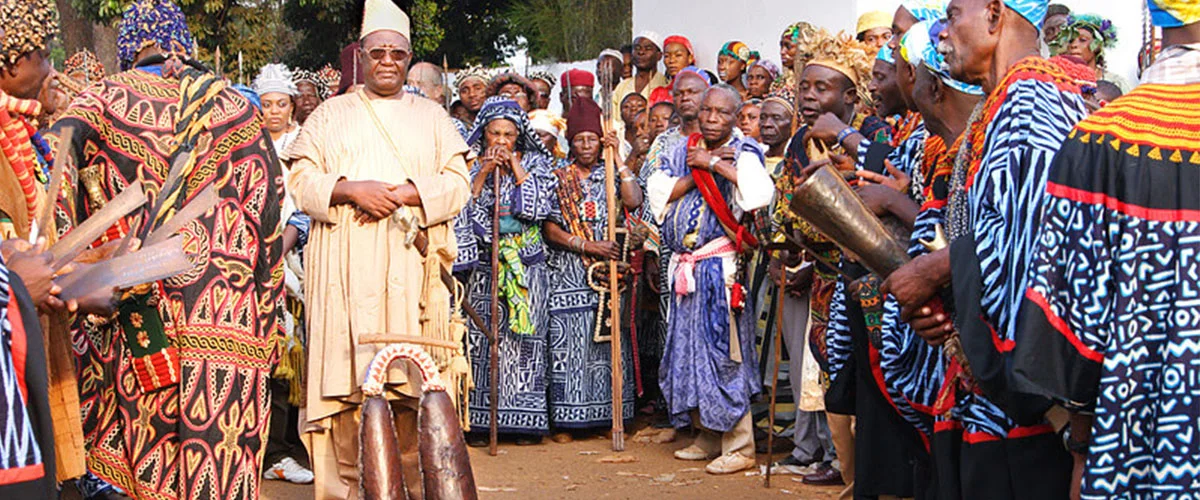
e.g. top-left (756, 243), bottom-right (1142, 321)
top-left (544, 220), bottom-right (575, 250)
top-left (619, 172), bottom-right (643, 210)
top-left (667, 174), bottom-right (696, 203)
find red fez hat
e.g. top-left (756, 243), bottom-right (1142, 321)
top-left (566, 96), bottom-right (603, 141)
top-left (560, 68), bottom-right (596, 88)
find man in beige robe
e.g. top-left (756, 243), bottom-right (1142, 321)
top-left (286, 0), bottom-right (470, 498)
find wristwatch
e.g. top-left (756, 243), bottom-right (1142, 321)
top-left (708, 155), bottom-right (721, 169)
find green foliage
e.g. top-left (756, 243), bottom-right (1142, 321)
top-left (508, 0), bottom-right (631, 63)
top-left (69, 0), bottom-right (129, 23)
top-left (282, 0), bottom-right (358, 70)
top-left (66, 0), bottom-right (632, 75)
top-left (409, 0), bottom-right (444, 58)
top-left (68, 0), bottom-right (289, 80)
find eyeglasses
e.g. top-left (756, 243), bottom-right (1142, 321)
top-left (500, 91), bottom-right (527, 100)
top-left (365, 47), bottom-right (409, 62)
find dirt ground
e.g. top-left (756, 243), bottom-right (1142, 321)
top-left (261, 424), bottom-right (843, 499)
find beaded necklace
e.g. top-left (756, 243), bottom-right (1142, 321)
top-left (912, 134), bottom-right (946, 206)
top-left (946, 101), bottom-right (987, 241)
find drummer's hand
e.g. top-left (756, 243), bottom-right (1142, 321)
top-left (854, 183), bottom-right (897, 217)
top-left (0, 237), bottom-right (32, 261)
top-left (74, 238), bottom-right (132, 265)
top-left (61, 262), bottom-right (119, 316)
top-left (882, 249), bottom-right (950, 320)
top-left (857, 160), bottom-right (910, 192)
top-left (5, 238), bottom-right (65, 313)
top-left (805, 112), bottom-right (849, 144)
top-left (908, 302), bottom-right (953, 345)
top-left (830, 154), bottom-right (856, 173)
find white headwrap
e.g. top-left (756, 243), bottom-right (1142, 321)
top-left (634, 30), bottom-right (663, 51)
top-left (254, 63), bottom-right (298, 97)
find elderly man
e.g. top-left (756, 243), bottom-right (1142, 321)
top-left (647, 84), bottom-right (774, 475)
top-left (559, 68), bottom-right (595, 114)
top-left (408, 61), bottom-right (447, 106)
top-left (286, 0), bottom-right (470, 498)
top-left (293, 69), bottom-right (330, 125)
top-left (882, 1), bottom-right (1087, 498)
top-left (758, 91), bottom-right (838, 478)
top-left (50, 0), bottom-right (285, 498)
top-left (1013, 3), bottom-right (1200, 498)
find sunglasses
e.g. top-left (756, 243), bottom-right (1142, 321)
top-left (365, 47), bottom-right (409, 62)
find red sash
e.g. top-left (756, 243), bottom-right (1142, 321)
top-left (686, 134), bottom-right (759, 253)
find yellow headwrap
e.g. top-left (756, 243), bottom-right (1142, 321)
top-left (856, 11), bottom-right (893, 36)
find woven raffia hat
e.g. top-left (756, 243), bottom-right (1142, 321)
top-left (0, 0), bottom-right (60, 70)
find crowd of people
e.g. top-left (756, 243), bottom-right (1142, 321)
top-left (0, 0), bottom-right (1198, 499)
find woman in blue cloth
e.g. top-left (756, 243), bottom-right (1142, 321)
top-left (543, 97), bottom-right (642, 440)
top-left (464, 97), bottom-right (558, 445)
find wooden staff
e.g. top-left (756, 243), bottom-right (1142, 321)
top-left (442, 55), bottom-right (452, 110)
top-left (488, 167), bottom-right (501, 456)
top-left (765, 256), bottom-right (786, 487)
top-left (600, 69), bottom-right (625, 451)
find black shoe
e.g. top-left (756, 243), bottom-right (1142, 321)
top-left (802, 462), bottom-right (844, 486)
top-left (466, 434), bottom-right (489, 448)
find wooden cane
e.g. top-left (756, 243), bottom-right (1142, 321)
top-left (600, 68), bottom-right (625, 452)
top-left (488, 166), bottom-right (501, 457)
top-left (605, 124), bottom-right (625, 452)
top-left (765, 257), bottom-right (786, 487)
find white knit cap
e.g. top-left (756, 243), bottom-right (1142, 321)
top-left (361, 0), bottom-right (411, 40)
top-left (253, 63), bottom-right (298, 97)
top-left (634, 31), bottom-right (663, 50)
top-left (599, 48), bottom-right (623, 62)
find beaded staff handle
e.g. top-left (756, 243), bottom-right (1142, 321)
top-left (362, 344), bottom-right (447, 397)
top-left (586, 228), bottom-right (630, 343)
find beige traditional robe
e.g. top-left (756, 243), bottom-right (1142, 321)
top-left (286, 90), bottom-right (470, 424)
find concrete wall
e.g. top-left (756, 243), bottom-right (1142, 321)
top-left (632, 0), bottom-right (1145, 85)
top-left (632, 0), bottom-right (861, 73)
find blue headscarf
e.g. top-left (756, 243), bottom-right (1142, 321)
top-left (466, 97), bottom-right (551, 157)
top-left (230, 84), bottom-right (260, 110)
top-left (1003, 0), bottom-right (1048, 28)
top-left (902, 0), bottom-right (947, 23)
top-left (673, 65), bottom-right (713, 89)
top-left (117, 0), bottom-right (196, 71)
top-left (1148, 0), bottom-right (1200, 28)
top-left (902, 20), bottom-right (983, 96)
top-left (877, 45), bottom-right (896, 65)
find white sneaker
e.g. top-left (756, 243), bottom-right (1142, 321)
top-left (705, 452), bottom-right (756, 475)
top-left (674, 444), bottom-right (719, 461)
top-left (264, 457), bottom-right (314, 484)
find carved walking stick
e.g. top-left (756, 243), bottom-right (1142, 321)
top-left (488, 168), bottom-right (501, 456)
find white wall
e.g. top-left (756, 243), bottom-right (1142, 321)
top-left (632, 0), bottom-right (862, 74)
top-left (633, 0), bottom-right (1146, 85)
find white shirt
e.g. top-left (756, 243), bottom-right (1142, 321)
top-left (645, 130), bottom-right (774, 225)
